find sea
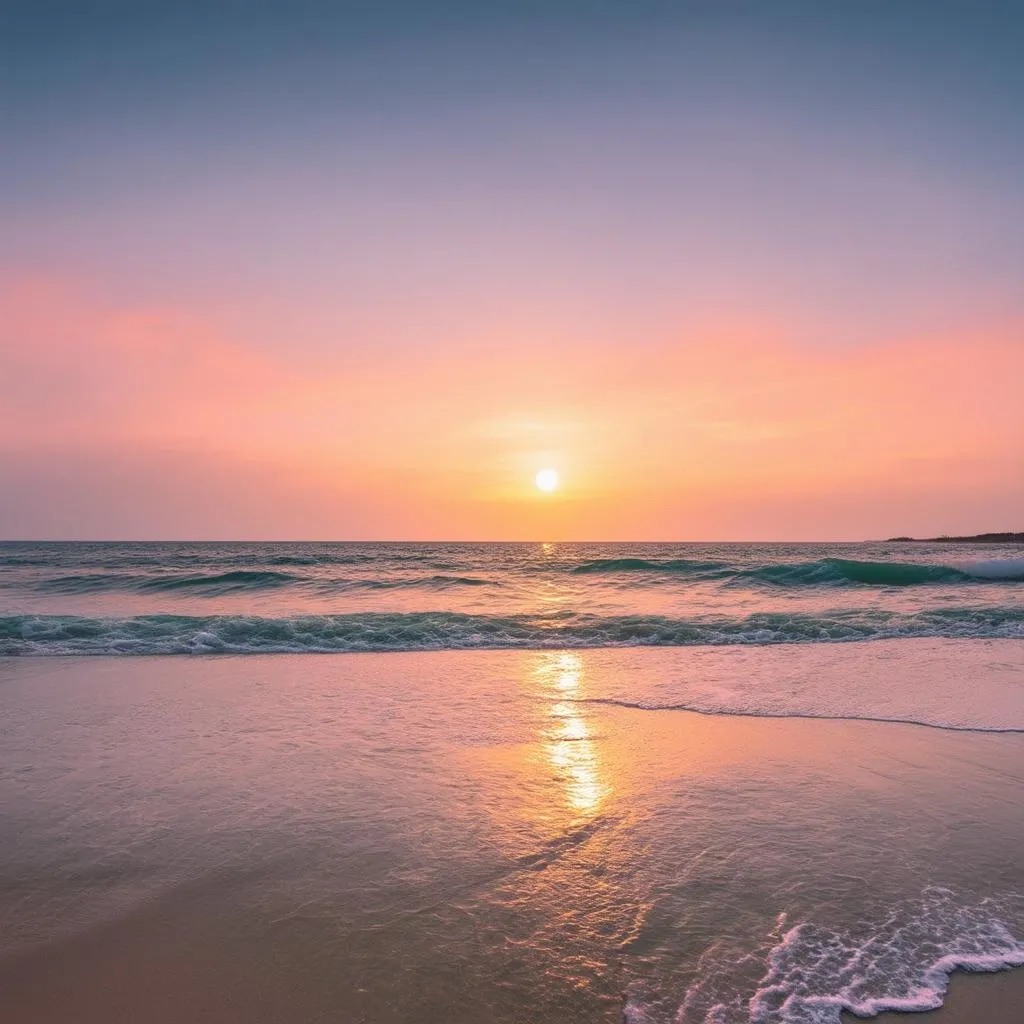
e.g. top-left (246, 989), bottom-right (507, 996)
top-left (1, 541), bottom-right (1022, 1023)
top-left (2, 540), bottom-right (1024, 656)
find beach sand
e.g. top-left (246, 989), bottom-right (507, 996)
top-left (1, 647), bottom-right (1021, 1023)
top-left (5, 905), bottom-right (1021, 1024)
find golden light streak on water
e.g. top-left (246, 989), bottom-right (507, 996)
top-left (534, 652), bottom-right (609, 816)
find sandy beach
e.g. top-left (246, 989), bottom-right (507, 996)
top-left (2, 643), bottom-right (1021, 1023)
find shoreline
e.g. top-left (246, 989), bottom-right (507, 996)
top-left (843, 966), bottom-right (1024, 1022)
top-left (1, 647), bottom-right (1020, 1024)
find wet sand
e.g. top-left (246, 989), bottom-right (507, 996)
top-left (6, 910), bottom-right (1023, 1024)
top-left (1, 648), bottom-right (1021, 1023)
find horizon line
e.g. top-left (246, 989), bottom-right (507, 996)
top-left (1, 537), bottom-right (1016, 545)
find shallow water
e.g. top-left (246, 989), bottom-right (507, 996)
top-left (1, 642), bottom-right (1021, 1023)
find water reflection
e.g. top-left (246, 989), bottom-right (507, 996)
top-left (533, 652), bottom-right (609, 816)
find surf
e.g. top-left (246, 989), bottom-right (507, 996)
top-left (4, 605), bottom-right (1024, 656)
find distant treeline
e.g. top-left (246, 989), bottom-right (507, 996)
top-left (886, 533), bottom-right (1024, 543)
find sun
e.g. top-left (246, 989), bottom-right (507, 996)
top-left (535, 468), bottom-right (560, 492)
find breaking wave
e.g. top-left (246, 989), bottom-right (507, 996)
top-left (3, 605), bottom-right (1024, 656)
top-left (645, 888), bottom-right (1024, 1024)
top-left (569, 557), bottom-right (1024, 586)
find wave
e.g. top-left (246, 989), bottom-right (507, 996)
top-left (30, 571), bottom-right (496, 595)
top-left (748, 558), bottom-right (967, 586)
top-left (964, 557), bottom-right (1024, 580)
top-left (752, 909), bottom-right (1024, 1022)
top-left (35, 570), bottom-right (301, 594)
top-left (572, 558), bottom-right (729, 575)
top-left (650, 888), bottom-right (1024, 1024)
top-left (569, 557), bottom-right (1024, 586)
top-left (266, 554), bottom-right (374, 566)
top-left (264, 553), bottom-right (461, 568)
top-left (0, 549), bottom-right (460, 571)
top-left (573, 697), bottom-right (1024, 735)
top-left (10, 552), bottom-right (1024, 592)
top-left (3, 605), bottom-right (1023, 656)
top-left (348, 575), bottom-right (495, 589)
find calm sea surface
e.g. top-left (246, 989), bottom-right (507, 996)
top-left (1, 542), bottom-right (1022, 1022)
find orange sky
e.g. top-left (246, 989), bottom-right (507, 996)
top-left (2, 275), bottom-right (1021, 540)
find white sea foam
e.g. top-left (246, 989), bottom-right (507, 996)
top-left (744, 889), bottom-right (1024, 1023)
top-left (644, 889), bottom-right (1024, 1023)
top-left (4, 605), bottom-right (1024, 657)
top-left (961, 558), bottom-right (1024, 580)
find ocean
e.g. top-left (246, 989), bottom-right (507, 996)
top-left (3, 540), bottom-right (1024, 656)
top-left (1, 541), bottom-right (1022, 1022)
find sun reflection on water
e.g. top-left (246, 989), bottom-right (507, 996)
top-left (534, 652), bottom-right (609, 816)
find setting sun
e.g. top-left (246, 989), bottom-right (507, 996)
top-left (535, 468), bottom-right (560, 493)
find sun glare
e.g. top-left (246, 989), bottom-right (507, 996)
top-left (535, 468), bottom-right (560, 493)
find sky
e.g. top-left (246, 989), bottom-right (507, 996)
top-left (2, 1), bottom-right (1022, 540)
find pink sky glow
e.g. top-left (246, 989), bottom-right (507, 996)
top-left (2, 274), bottom-right (1020, 540)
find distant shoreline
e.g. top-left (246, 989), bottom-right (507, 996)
top-left (885, 533), bottom-right (1024, 543)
